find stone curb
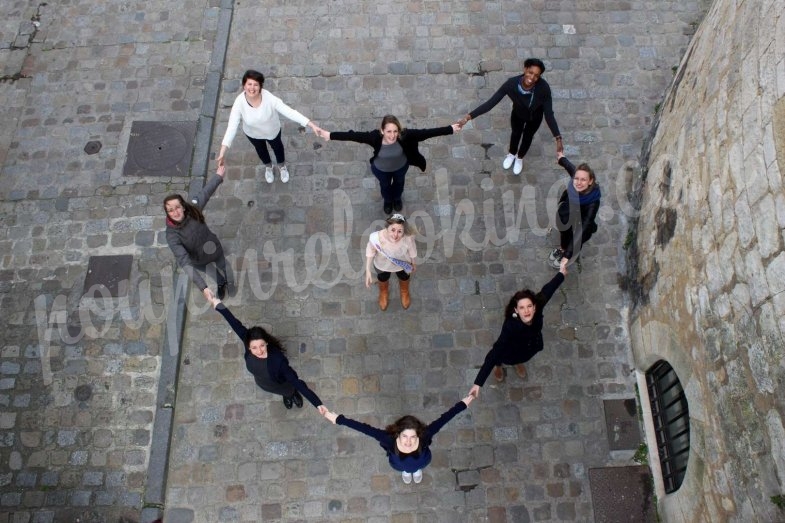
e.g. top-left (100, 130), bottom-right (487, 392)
top-left (140, 1), bottom-right (234, 521)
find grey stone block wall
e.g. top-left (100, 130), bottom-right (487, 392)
top-left (627, 0), bottom-right (785, 520)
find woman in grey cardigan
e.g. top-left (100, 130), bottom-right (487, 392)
top-left (163, 166), bottom-right (232, 300)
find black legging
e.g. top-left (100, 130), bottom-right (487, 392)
top-left (246, 130), bottom-right (285, 165)
top-left (556, 199), bottom-right (597, 259)
top-left (376, 269), bottom-right (411, 282)
top-left (508, 109), bottom-right (544, 158)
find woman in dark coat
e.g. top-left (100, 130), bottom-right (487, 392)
top-left (323, 394), bottom-right (474, 484)
top-left (320, 115), bottom-right (460, 214)
top-left (163, 167), bottom-right (232, 300)
top-left (548, 152), bottom-right (602, 268)
top-left (457, 58), bottom-right (563, 175)
top-left (209, 297), bottom-right (327, 413)
top-left (469, 265), bottom-right (567, 392)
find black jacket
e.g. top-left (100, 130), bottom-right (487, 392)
top-left (330, 125), bottom-right (453, 172)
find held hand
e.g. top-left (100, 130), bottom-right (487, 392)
top-left (457, 114), bottom-right (471, 127)
top-left (308, 121), bottom-right (323, 135)
top-left (317, 405), bottom-right (328, 415)
top-left (216, 154), bottom-right (225, 168)
top-left (559, 257), bottom-right (569, 275)
top-left (556, 151), bottom-right (565, 162)
top-left (324, 411), bottom-right (338, 424)
top-left (451, 123), bottom-right (462, 133)
top-left (555, 137), bottom-right (564, 154)
top-left (318, 129), bottom-right (331, 141)
top-left (209, 296), bottom-right (222, 309)
top-left (462, 394), bottom-right (476, 407)
top-left (216, 164), bottom-right (226, 178)
top-left (469, 385), bottom-right (481, 398)
top-left (203, 288), bottom-right (215, 302)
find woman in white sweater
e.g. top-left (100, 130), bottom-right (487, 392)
top-left (217, 69), bottom-right (322, 184)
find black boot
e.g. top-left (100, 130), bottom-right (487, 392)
top-left (383, 201), bottom-right (393, 214)
top-left (292, 391), bottom-right (303, 408)
top-left (282, 395), bottom-right (293, 409)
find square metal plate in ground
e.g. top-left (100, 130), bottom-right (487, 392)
top-left (603, 398), bottom-right (642, 451)
top-left (589, 466), bottom-right (655, 522)
top-left (123, 120), bottom-right (197, 177)
top-left (83, 255), bottom-right (133, 297)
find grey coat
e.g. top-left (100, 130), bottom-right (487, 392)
top-left (165, 174), bottom-right (224, 290)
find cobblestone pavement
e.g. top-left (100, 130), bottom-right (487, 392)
top-left (0, 0), bottom-right (707, 521)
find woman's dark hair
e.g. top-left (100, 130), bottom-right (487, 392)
top-left (163, 194), bottom-right (205, 224)
top-left (244, 326), bottom-right (286, 354)
top-left (504, 289), bottom-right (541, 319)
top-left (385, 415), bottom-right (426, 456)
top-left (380, 114), bottom-right (404, 134)
top-left (523, 58), bottom-right (546, 74)
top-left (242, 69), bottom-right (265, 87)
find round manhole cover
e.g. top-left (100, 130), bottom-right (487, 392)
top-left (74, 384), bottom-right (93, 402)
top-left (129, 124), bottom-right (189, 171)
top-left (84, 141), bottom-right (102, 155)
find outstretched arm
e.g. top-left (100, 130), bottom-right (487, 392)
top-left (210, 299), bottom-right (248, 343)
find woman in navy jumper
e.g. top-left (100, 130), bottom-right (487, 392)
top-left (320, 115), bottom-right (460, 214)
top-left (209, 297), bottom-right (327, 413)
top-left (548, 152), bottom-right (602, 269)
top-left (469, 264), bottom-right (568, 392)
top-left (457, 58), bottom-right (563, 175)
top-left (323, 394), bottom-right (475, 484)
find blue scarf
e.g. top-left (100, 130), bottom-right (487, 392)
top-left (567, 182), bottom-right (601, 206)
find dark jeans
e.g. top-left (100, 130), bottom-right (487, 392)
top-left (376, 269), bottom-right (411, 282)
top-left (371, 163), bottom-right (409, 203)
top-left (246, 130), bottom-right (285, 165)
top-left (194, 244), bottom-right (232, 285)
top-left (509, 110), bottom-right (544, 158)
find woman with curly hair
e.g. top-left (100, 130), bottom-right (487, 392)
top-left (469, 262), bottom-right (568, 394)
top-left (322, 395), bottom-right (474, 484)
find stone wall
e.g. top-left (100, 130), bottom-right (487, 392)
top-left (627, 0), bottom-right (785, 521)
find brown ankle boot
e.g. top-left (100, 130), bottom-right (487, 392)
top-left (493, 366), bottom-right (504, 382)
top-left (378, 280), bottom-right (390, 311)
top-left (399, 279), bottom-right (411, 309)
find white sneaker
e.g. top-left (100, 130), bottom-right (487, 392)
top-left (279, 165), bottom-right (290, 183)
top-left (502, 153), bottom-right (515, 169)
top-left (548, 248), bottom-right (564, 262)
top-left (264, 166), bottom-right (274, 183)
top-left (401, 471), bottom-right (412, 484)
top-left (413, 470), bottom-right (423, 484)
top-left (513, 157), bottom-right (523, 175)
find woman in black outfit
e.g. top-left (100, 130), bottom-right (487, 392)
top-left (458, 58), bottom-right (563, 175)
top-left (320, 115), bottom-right (460, 214)
top-left (209, 297), bottom-right (327, 413)
top-left (548, 152), bottom-right (602, 269)
top-left (469, 264), bottom-right (567, 393)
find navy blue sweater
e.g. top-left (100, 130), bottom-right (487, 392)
top-left (336, 401), bottom-right (468, 473)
